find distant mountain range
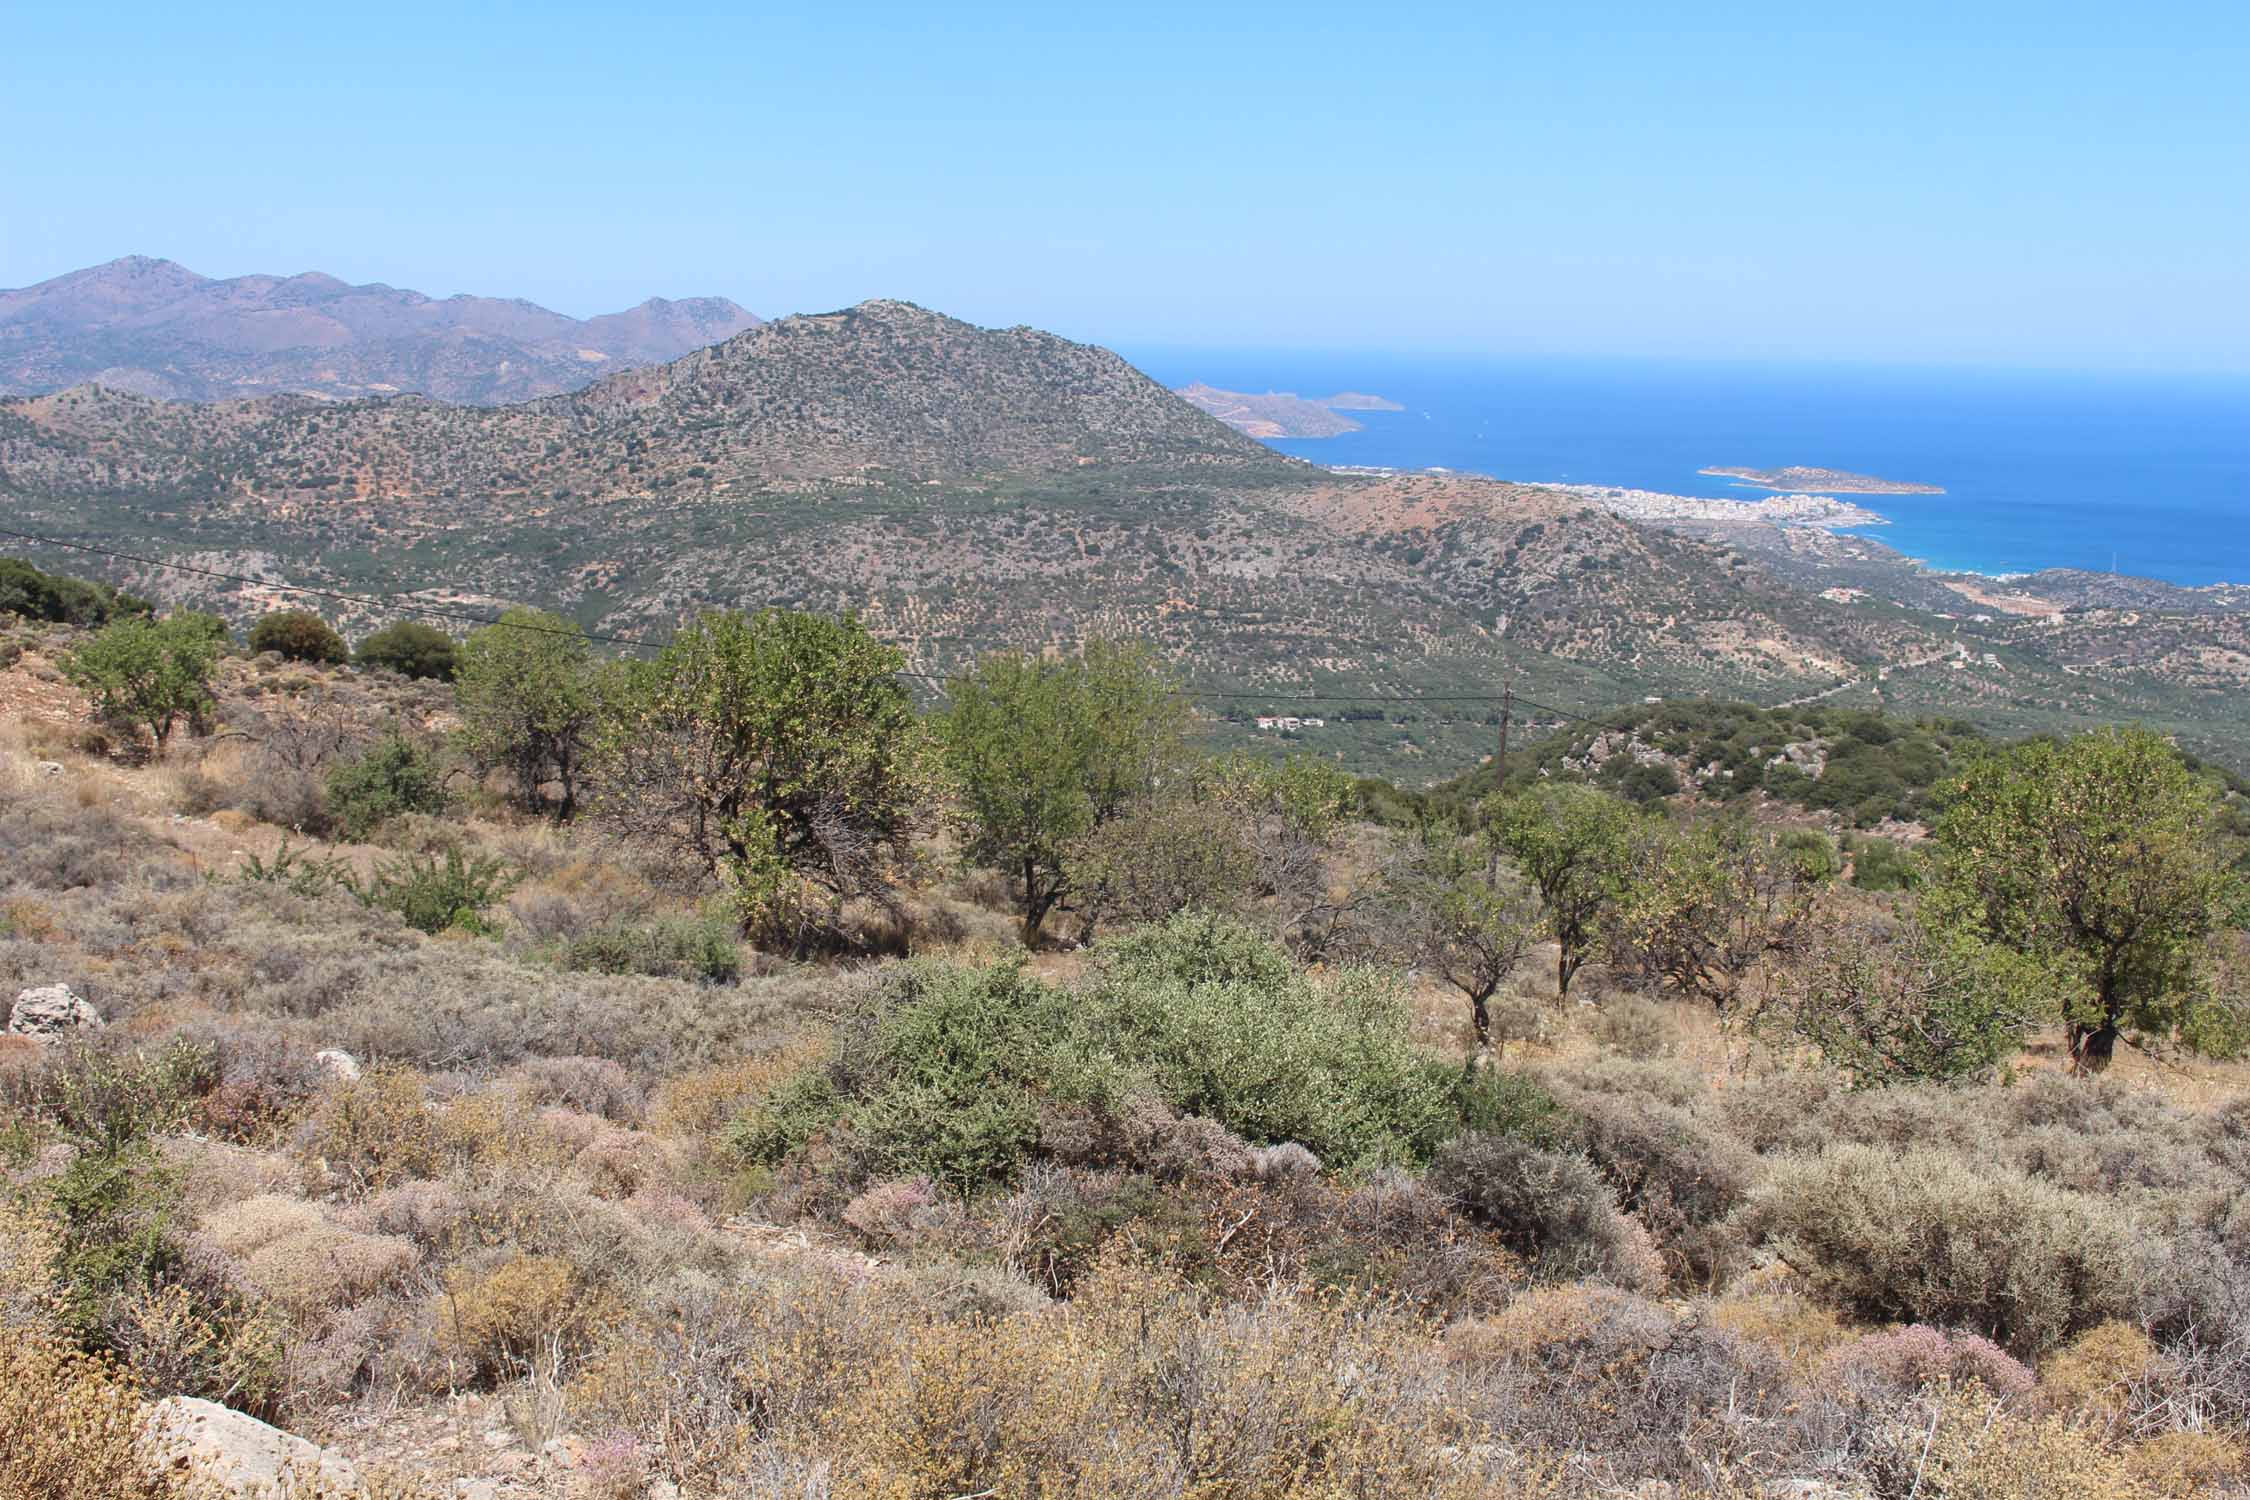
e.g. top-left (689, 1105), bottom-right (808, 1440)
top-left (0, 256), bottom-right (762, 404)
top-left (3, 295), bottom-right (2244, 777)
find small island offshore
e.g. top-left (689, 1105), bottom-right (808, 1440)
top-left (1178, 382), bottom-right (1404, 438)
top-left (1703, 464), bottom-right (1945, 494)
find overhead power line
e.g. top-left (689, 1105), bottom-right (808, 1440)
top-left (0, 521), bottom-right (1621, 720)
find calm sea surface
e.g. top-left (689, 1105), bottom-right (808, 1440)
top-left (1123, 348), bottom-right (2250, 587)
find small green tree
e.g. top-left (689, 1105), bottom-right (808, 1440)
top-left (323, 731), bottom-right (449, 839)
top-left (1765, 914), bottom-right (2046, 1085)
top-left (1927, 727), bottom-right (2248, 1071)
top-left (168, 610), bottom-right (234, 650)
top-left (453, 608), bottom-right (598, 816)
top-left (1383, 827), bottom-right (1540, 1049)
top-left (355, 620), bottom-right (458, 681)
top-left (595, 609), bottom-right (924, 947)
top-left (247, 610), bottom-right (348, 664)
top-left (62, 614), bottom-right (220, 752)
top-left (1192, 752), bottom-right (1358, 943)
top-left (1608, 815), bottom-right (1830, 1011)
top-left (1487, 782), bottom-right (1639, 996)
top-left (1071, 794), bottom-right (1257, 935)
top-left (940, 639), bottom-right (1189, 945)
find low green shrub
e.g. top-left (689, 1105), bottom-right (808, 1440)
top-left (737, 914), bottom-right (1488, 1196)
top-left (1848, 835), bottom-right (1923, 891)
top-left (323, 732), bottom-right (448, 840)
top-left (1745, 1143), bottom-right (2142, 1356)
top-left (558, 909), bottom-right (743, 984)
top-left (353, 847), bottom-right (518, 935)
top-left (1428, 1132), bottom-right (1640, 1282)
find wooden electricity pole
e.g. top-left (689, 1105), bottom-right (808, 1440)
top-left (1496, 682), bottom-right (1513, 781)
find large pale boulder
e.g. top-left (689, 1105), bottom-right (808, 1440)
top-left (8, 983), bottom-right (102, 1037)
top-left (144, 1396), bottom-right (361, 1495)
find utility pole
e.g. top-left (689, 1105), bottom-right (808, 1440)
top-left (1496, 682), bottom-right (1512, 781)
top-left (1487, 681), bottom-right (1514, 881)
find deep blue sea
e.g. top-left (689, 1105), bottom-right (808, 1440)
top-left (1123, 348), bottom-right (2250, 587)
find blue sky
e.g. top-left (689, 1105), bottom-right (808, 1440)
top-left (5, 2), bottom-right (2247, 370)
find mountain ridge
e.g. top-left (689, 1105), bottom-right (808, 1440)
top-left (0, 255), bottom-right (762, 404)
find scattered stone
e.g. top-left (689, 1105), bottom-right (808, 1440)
top-left (8, 983), bottom-right (102, 1037)
top-left (144, 1396), bottom-right (360, 1496)
top-left (1763, 1482), bottom-right (1871, 1500)
top-left (315, 1047), bottom-right (363, 1081)
top-left (37, 760), bottom-right (64, 777)
top-left (1766, 740), bottom-right (1828, 777)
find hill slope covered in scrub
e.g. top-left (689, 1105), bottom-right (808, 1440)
top-left (1, 614), bottom-right (2247, 1498)
top-left (4, 297), bottom-right (2249, 779)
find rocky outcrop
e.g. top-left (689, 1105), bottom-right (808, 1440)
top-left (143, 1397), bottom-right (360, 1495)
top-left (8, 983), bottom-right (102, 1036)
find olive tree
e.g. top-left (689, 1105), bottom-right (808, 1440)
top-left (939, 639), bottom-right (1189, 945)
top-left (594, 608), bottom-right (924, 948)
top-left (1765, 912), bottom-right (2047, 1085)
top-left (1607, 815), bottom-right (1830, 1012)
top-left (62, 614), bottom-right (219, 752)
top-left (1927, 727), bottom-right (2247, 1071)
top-left (1486, 782), bottom-right (1639, 996)
top-left (1382, 828), bottom-right (1540, 1050)
top-left (454, 608), bottom-right (599, 816)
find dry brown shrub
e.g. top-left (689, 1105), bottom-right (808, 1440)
top-left (1871, 1381), bottom-right (2158, 1500)
top-left (195, 1194), bottom-right (416, 1320)
top-left (296, 1069), bottom-right (445, 1197)
top-left (569, 1263), bottom-right (887, 1484)
top-left (1708, 1288), bottom-right (1848, 1377)
top-left (506, 1054), bottom-right (646, 1124)
top-left (430, 1089), bottom-right (570, 1176)
top-left (108, 1278), bottom-right (291, 1418)
top-left (819, 1258), bottom-right (1505, 1500)
top-left (2043, 1322), bottom-right (2160, 1439)
top-left (439, 1252), bottom-right (616, 1383)
top-left (649, 1036), bottom-right (831, 1140)
top-left (0, 1330), bottom-right (171, 1500)
top-left (0, 1199), bottom-right (62, 1329)
top-left (336, 1180), bottom-right (467, 1254)
top-left (157, 1136), bottom-right (300, 1222)
top-left (2040, 1319), bottom-right (2160, 1431)
top-left (841, 1176), bottom-right (935, 1250)
top-left (1446, 1282), bottom-right (1655, 1371)
top-left (1746, 1144), bottom-right (2140, 1356)
top-left (2124, 1428), bottom-right (2246, 1498)
top-left (522, 1106), bottom-right (673, 1198)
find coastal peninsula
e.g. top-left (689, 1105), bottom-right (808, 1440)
top-left (1702, 465), bottom-right (1944, 495)
top-left (1178, 382), bottom-right (1403, 439)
